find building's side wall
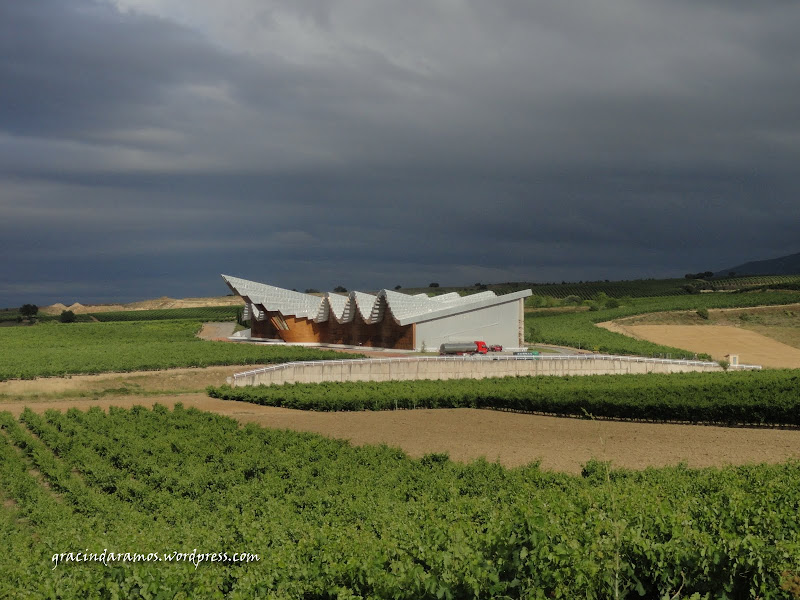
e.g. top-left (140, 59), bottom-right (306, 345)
top-left (274, 314), bottom-right (316, 343)
top-left (246, 299), bottom-right (519, 351)
top-left (257, 311), bottom-right (414, 349)
top-left (414, 300), bottom-right (521, 351)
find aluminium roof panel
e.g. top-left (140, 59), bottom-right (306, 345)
top-left (222, 274), bottom-right (531, 328)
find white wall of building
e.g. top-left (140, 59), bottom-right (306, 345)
top-left (414, 299), bottom-right (522, 351)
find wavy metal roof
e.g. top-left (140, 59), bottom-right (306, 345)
top-left (221, 274), bottom-right (531, 326)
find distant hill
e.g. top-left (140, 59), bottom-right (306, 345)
top-left (715, 252), bottom-right (800, 277)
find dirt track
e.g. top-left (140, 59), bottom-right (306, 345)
top-left (3, 393), bottom-right (799, 474)
top-left (0, 366), bottom-right (248, 397)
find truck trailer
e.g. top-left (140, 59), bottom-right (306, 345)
top-left (439, 341), bottom-right (500, 355)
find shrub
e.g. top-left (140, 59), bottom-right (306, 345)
top-left (696, 308), bottom-right (710, 320)
top-left (59, 310), bottom-right (76, 323)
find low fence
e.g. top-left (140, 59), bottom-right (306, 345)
top-left (228, 354), bottom-right (761, 387)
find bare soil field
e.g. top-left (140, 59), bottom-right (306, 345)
top-left (196, 322), bottom-right (237, 341)
top-left (599, 304), bottom-right (800, 368)
top-left (2, 369), bottom-right (799, 474)
top-left (622, 325), bottom-right (800, 368)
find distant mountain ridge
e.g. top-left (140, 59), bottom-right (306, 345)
top-left (715, 251), bottom-right (800, 277)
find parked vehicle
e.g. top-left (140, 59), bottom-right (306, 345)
top-left (439, 341), bottom-right (495, 355)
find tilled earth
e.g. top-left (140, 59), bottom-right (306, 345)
top-left (3, 368), bottom-right (799, 474)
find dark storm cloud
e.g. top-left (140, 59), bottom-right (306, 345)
top-left (0, 1), bottom-right (234, 138)
top-left (1, 0), bottom-right (799, 305)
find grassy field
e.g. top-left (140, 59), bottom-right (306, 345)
top-left (1, 405), bottom-right (799, 598)
top-left (525, 290), bottom-right (800, 355)
top-left (0, 320), bottom-right (360, 381)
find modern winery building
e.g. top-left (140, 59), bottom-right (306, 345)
top-left (222, 275), bottom-right (531, 351)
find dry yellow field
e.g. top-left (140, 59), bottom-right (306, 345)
top-left (599, 304), bottom-right (800, 368)
top-left (622, 325), bottom-right (800, 368)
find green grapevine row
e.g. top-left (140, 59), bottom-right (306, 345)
top-left (0, 405), bottom-right (798, 598)
top-left (208, 370), bottom-right (800, 426)
top-left (87, 306), bottom-right (240, 322)
top-left (0, 320), bottom-right (362, 380)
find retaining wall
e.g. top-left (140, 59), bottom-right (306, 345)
top-left (228, 355), bottom-right (759, 387)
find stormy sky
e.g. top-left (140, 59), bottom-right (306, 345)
top-left (2, 0), bottom-right (799, 306)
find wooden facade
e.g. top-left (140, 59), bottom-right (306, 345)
top-left (251, 311), bottom-right (415, 350)
top-left (250, 316), bottom-right (280, 339)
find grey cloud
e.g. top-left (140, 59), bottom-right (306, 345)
top-left (1, 0), bottom-right (799, 306)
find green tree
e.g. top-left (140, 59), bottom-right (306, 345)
top-left (59, 310), bottom-right (76, 323)
top-left (19, 304), bottom-right (38, 319)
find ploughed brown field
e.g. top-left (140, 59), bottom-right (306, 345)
top-left (598, 304), bottom-right (800, 368)
top-left (2, 367), bottom-right (799, 475)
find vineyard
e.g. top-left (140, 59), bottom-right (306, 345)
top-left (1, 405), bottom-right (798, 598)
top-left (87, 306), bottom-right (239, 322)
top-left (386, 276), bottom-right (800, 307)
top-left (524, 275), bottom-right (800, 301)
top-left (709, 274), bottom-right (800, 291)
top-left (0, 320), bottom-right (360, 380)
top-left (525, 290), bottom-right (800, 355)
top-left (208, 370), bottom-right (800, 426)
top-left (525, 278), bottom-right (693, 301)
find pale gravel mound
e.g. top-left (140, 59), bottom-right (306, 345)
top-left (40, 295), bottom-right (244, 314)
top-left (40, 303), bottom-right (68, 315)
